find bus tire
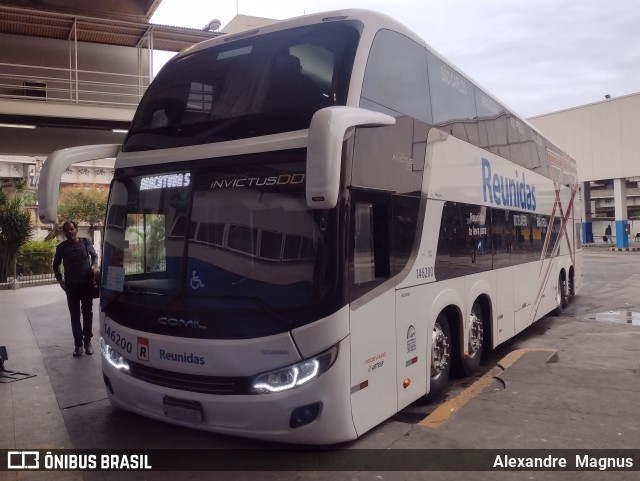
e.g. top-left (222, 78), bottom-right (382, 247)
top-left (552, 274), bottom-right (566, 316)
top-left (460, 301), bottom-right (484, 377)
top-left (568, 268), bottom-right (575, 298)
top-left (425, 312), bottom-right (451, 402)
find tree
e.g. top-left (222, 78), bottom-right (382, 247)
top-left (57, 186), bottom-right (108, 234)
top-left (0, 190), bottom-right (33, 282)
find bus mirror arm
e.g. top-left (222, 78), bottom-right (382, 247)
top-left (38, 144), bottom-right (121, 224)
top-left (306, 107), bottom-right (395, 209)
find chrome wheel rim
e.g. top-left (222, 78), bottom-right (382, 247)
top-left (431, 322), bottom-right (450, 379)
top-left (469, 309), bottom-right (483, 356)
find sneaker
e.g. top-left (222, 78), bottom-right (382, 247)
top-left (73, 346), bottom-right (82, 357)
top-left (84, 341), bottom-right (93, 355)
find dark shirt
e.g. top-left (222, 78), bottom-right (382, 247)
top-left (53, 238), bottom-right (98, 285)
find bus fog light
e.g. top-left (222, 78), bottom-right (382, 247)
top-left (290, 402), bottom-right (322, 428)
top-left (250, 346), bottom-right (338, 394)
top-left (100, 337), bottom-right (130, 374)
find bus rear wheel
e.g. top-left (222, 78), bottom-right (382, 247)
top-left (552, 274), bottom-right (566, 316)
top-left (425, 313), bottom-right (451, 402)
top-left (460, 301), bottom-right (484, 377)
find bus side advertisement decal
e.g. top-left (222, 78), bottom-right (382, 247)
top-left (481, 158), bottom-right (537, 211)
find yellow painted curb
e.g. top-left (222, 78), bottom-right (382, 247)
top-left (419, 348), bottom-right (558, 429)
top-left (497, 347), bottom-right (557, 370)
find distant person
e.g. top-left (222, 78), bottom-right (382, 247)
top-left (605, 224), bottom-right (612, 244)
top-left (53, 221), bottom-right (98, 357)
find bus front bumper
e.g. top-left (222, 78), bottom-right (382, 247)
top-left (101, 337), bottom-right (356, 445)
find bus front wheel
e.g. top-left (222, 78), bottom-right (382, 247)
top-left (425, 313), bottom-right (451, 402)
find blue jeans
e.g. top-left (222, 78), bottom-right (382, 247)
top-left (65, 282), bottom-right (93, 347)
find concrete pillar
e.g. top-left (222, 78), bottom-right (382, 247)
top-left (580, 182), bottom-right (593, 243)
top-left (614, 178), bottom-right (629, 248)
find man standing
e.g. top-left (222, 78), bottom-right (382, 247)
top-left (53, 221), bottom-right (98, 357)
top-left (605, 224), bottom-right (612, 244)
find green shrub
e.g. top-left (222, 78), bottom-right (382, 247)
top-left (16, 239), bottom-right (56, 275)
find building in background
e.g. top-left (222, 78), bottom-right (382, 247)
top-left (529, 92), bottom-right (640, 248)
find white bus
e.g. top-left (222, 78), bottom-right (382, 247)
top-left (39, 9), bottom-right (582, 444)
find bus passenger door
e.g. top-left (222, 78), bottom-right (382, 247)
top-left (347, 116), bottom-right (427, 433)
top-left (349, 291), bottom-right (397, 435)
top-left (348, 191), bottom-right (398, 435)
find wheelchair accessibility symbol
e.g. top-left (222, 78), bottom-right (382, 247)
top-left (190, 270), bottom-right (205, 290)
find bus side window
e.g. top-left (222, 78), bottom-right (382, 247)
top-left (360, 29), bottom-right (431, 124)
top-left (435, 201), bottom-right (491, 280)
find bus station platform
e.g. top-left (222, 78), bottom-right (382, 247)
top-left (1, 248), bottom-right (639, 480)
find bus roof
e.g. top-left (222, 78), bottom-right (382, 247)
top-left (177, 9), bottom-right (426, 58)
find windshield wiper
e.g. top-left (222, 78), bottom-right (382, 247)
top-left (215, 295), bottom-right (293, 329)
top-left (249, 296), bottom-right (293, 328)
top-left (102, 288), bottom-right (174, 312)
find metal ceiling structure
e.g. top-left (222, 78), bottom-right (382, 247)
top-left (0, 1), bottom-right (223, 157)
top-left (0, 0), bottom-right (163, 21)
top-left (0, 4), bottom-right (221, 52)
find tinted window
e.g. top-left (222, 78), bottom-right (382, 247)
top-left (352, 196), bottom-right (391, 285)
top-left (101, 151), bottom-right (342, 339)
top-left (475, 87), bottom-right (508, 158)
top-left (492, 210), bottom-right (547, 268)
top-left (423, 54), bottom-right (574, 186)
top-left (436, 202), bottom-right (492, 280)
top-left (361, 30), bottom-right (431, 124)
top-left (227, 225), bottom-right (258, 256)
top-left (350, 116), bottom-right (428, 195)
top-left (196, 222), bottom-right (225, 246)
top-left (392, 194), bottom-right (420, 275)
top-left (260, 230), bottom-right (283, 260)
top-left (427, 51), bottom-right (479, 144)
top-left (124, 22), bottom-right (361, 151)
top-left (435, 203), bottom-right (559, 280)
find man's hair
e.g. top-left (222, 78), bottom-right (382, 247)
top-left (62, 220), bottom-right (78, 231)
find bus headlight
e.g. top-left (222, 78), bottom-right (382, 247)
top-left (251, 345), bottom-right (338, 394)
top-left (100, 337), bottom-right (130, 374)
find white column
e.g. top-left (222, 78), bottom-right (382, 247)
top-left (580, 182), bottom-right (593, 243)
top-left (614, 178), bottom-right (628, 248)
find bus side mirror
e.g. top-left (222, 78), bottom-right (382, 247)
top-left (38, 144), bottom-right (121, 224)
top-left (306, 107), bottom-right (395, 209)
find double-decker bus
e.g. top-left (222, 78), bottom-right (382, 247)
top-left (39, 9), bottom-right (582, 444)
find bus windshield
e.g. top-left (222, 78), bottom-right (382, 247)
top-left (123, 22), bottom-right (361, 151)
top-left (100, 151), bottom-right (340, 339)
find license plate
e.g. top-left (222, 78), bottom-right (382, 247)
top-left (163, 396), bottom-right (203, 423)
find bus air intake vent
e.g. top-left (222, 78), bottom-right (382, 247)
top-left (128, 361), bottom-right (251, 395)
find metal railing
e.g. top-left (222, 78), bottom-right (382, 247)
top-left (0, 250), bottom-right (57, 289)
top-left (0, 61), bottom-right (148, 108)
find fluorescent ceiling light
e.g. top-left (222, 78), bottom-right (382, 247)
top-left (0, 123), bottom-right (36, 129)
top-left (111, 129), bottom-right (128, 133)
